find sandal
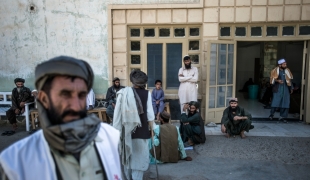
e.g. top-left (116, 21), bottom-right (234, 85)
top-left (269, 114), bottom-right (274, 120)
top-left (6, 131), bottom-right (15, 136)
top-left (1, 131), bottom-right (9, 136)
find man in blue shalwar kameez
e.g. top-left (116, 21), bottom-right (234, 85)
top-left (269, 59), bottom-right (294, 123)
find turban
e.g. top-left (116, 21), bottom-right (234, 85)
top-left (130, 69), bottom-right (148, 89)
top-left (189, 101), bottom-right (200, 109)
top-left (183, 55), bottom-right (190, 60)
top-left (229, 98), bottom-right (238, 103)
top-left (35, 56), bottom-right (94, 91)
top-left (14, 78), bottom-right (25, 83)
top-left (113, 77), bottom-right (120, 82)
top-left (160, 111), bottom-right (171, 122)
top-left (278, 59), bottom-right (286, 65)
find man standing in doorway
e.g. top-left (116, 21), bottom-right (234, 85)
top-left (178, 55), bottom-right (198, 111)
top-left (269, 59), bottom-right (293, 123)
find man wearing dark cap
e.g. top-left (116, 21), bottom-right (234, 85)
top-left (178, 55), bottom-right (198, 112)
top-left (221, 98), bottom-right (253, 139)
top-left (0, 56), bottom-right (121, 179)
top-left (5, 78), bottom-right (33, 131)
top-left (106, 77), bottom-right (124, 120)
top-left (149, 111), bottom-right (192, 164)
top-left (180, 101), bottom-right (206, 147)
top-left (113, 69), bottom-right (155, 180)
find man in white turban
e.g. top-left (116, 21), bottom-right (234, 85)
top-left (269, 59), bottom-right (294, 123)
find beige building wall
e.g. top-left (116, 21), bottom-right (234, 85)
top-left (110, 0), bottom-right (310, 120)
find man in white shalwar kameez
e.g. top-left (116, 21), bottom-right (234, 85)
top-left (0, 56), bottom-right (122, 180)
top-left (178, 55), bottom-right (198, 111)
top-left (113, 69), bottom-right (155, 180)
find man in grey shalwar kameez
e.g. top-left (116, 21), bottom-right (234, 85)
top-left (113, 70), bottom-right (155, 180)
top-left (269, 59), bottom-right (293, 123)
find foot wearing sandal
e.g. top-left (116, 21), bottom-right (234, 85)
top-left (225, 133), bottom-right (230, 138)
top-left (269, 114), bottom-right (274, 120)
top-left (240, 131), bottom-right (246, 139)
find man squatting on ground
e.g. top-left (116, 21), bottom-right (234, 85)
top-left (113, 69), bottom-right (155, 180)
top-left (149, 111), bottom-right (192, 164)
top-left (221, 98), bottom-right (254, 139)
top-left (0, 56), bottom-right (122, 179)
top-left (269, 59), bottom-right (293, 123)
top-left (5, 78), bottom-right (33, 131)
top-left (106, 77), bottom-right (124, 120)
top-left (178, 55), bottom-right (198, 112)
top-left (180, 101), bottom-right (206, 147)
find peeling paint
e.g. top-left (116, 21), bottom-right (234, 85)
top-left (0, 0), bottom-right (198, 93)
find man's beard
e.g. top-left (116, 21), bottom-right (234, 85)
top-left (188, 110), bottom-right (196, 117)
top-left (46, 102), bottom-right (87, 125)
top-left (16, 86), bottom-right (24, 93)
top-left (113, 84), bottom-right (120, 89)
top-left (185, 62), bottom-right (191, 69)
top-left (229, 106), bottom-right (237, 113)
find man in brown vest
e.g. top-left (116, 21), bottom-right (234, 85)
top-left (150, 111), bottom-right (192, 163)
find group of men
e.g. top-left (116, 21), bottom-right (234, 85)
top-left (0, 55), bottom-right (294, 179)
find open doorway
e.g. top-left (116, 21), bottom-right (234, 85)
top-left (236, 41), bottom-right (303, 119)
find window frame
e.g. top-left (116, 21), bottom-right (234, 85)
top-left (128, 25), bottom-right (202, 93)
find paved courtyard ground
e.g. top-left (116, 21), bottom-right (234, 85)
top-left (0, 120), bottom-right (310, 180)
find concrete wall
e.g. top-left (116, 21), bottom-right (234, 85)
top-left (0, 0), bottom-right (115, 93)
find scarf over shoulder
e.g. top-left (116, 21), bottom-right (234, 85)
top-left (113, 87), bottom-right (141, 167)
top-left (270, 67), bottom-right (293, 86)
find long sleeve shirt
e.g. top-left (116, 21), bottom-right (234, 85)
top-left (151, 88), bottom-right (164, 104)
top-left (149, 124), bottom-right (187, 164)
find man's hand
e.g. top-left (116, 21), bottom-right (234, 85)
top-left (221, 124), bottom-right (226, 133)
top-left (156, 100), bottom-right (159, 104)
top-left (14, 109), bottom-right (20, 114)
top-left (290, 89), bottom-right (293, 94)
top-left (183, 122), bottom-right (189, 125)
top-left (233, 116), bottom-right (242, 121)
top-left (277, 80), bottom-right (284, 84)
top-left (183, 104), bottom-right (189, 111)
top-left (20, 102), bottom-right (25, 107)
top-left (179, 74), bottom-right (184, 77)
top-left (112, 103), bottom-right (115, 108)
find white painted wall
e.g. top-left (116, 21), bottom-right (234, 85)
top-left (236, 42), bottom-right (260, 91)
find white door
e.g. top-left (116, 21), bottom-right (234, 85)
top-left (205, 41), bottom-right (236, 123)
top-left (302, 40), bottom-right (310, 123)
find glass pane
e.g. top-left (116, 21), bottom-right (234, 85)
top-left (131, 55), bottom-right (141, 64)
top-left (227, 44), bottom-right (234, 84)
top-left (147, 44), bottom-right (163, 88)
top-left (131, 41), bottom-right (140, 51)
top-left (217, 86), bottom-right (226, 108)
top-left (167, 43), bottom-right (182, 89)
top-left (189, 41), bottom-right (199, 50)
top-left (299, 26), bottom-right (310, 35)
top-left (226, 86), bottom-right (233, 106)
top-left (210, 44), bottom-right (217, 86)
top-left (209, 87), bottom-right (216, 108)
top-left (159, 28), bottom-right (170, 37)
top-left (282, 26), bottom-right (294, 36)
top-left (235, 27), bottom-right (246, 36)
top-left (190, 28), bottom-right (199, 36)
top-left (220, 27), bottom-right (230, 36)
top-left (131, 29), bottom-right (140, 37)
top-left (251, 27), bottom-right (262, 36)
top-left (144, 28), bottom-right (155, 37)
top-left (218, 44), bottom-right (226, 85)
top-left (131, 68), bottom-right (140, 72)
top-left (189, 55), bottom-right (199, 64)
top-left (174, 28), bottom-right (185, 37)
top-left (267, 27), bottom-right (277, 36)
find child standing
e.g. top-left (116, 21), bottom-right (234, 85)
top-left (152, 80), bottom-right (165, 120)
